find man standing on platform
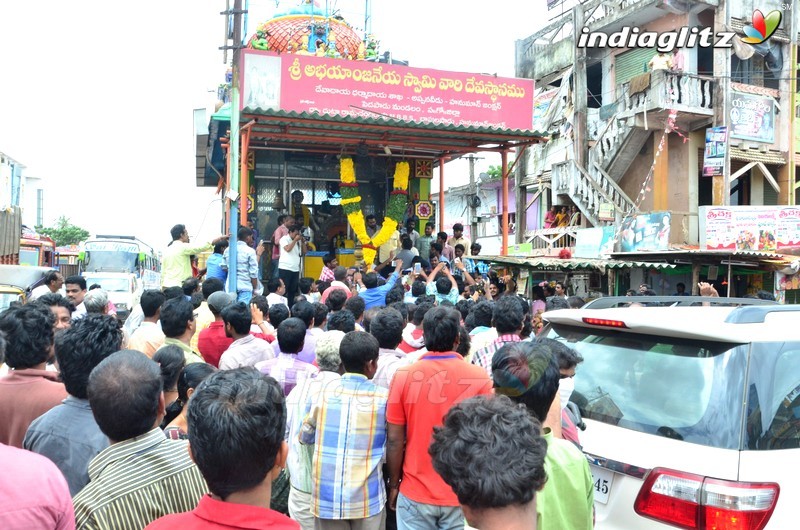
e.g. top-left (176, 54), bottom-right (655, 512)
top-left (271, 215), bottom-right (294, 280)
top-left (279, 225), bottom-right (307, 301)
top-left (447, 223), bottom-right (471, 256)
top-left (223, 225), bottom-right (260, 304)
top-left (162, 224), bottom-right (226, 288)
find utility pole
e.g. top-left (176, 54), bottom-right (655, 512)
top-left (222, 0), bottom-right (245, 294)
top-left (712, 0), bottom-right (730, 206)
top-left (465, 155), bottom-right (483, 241)
top-left (572, 3), bottom-right (587, 170)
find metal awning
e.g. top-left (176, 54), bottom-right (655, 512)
top-left (478, 255), bottom-right (675, 271)
top-left (238, 108), bottom-right (548, 160)
top-left (729, 147), bottom-right (786, 166)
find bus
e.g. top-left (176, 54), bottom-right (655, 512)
top-left (79, 235), bottom-right (161, 318)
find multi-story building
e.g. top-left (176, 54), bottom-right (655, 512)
top-left (512, 0), bottom-right (798, 295)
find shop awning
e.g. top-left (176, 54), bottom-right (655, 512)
top-left (729, 147), bottom-right (786, 166)
top-left (477, 255), bottom-right (675, 272)
top-left (240, 108), bottom-right (548, 160)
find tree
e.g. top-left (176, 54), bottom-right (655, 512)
top-left (485, 160), bottom-right (514, 180)
top-left (37, 216), bottom-right (90, 246)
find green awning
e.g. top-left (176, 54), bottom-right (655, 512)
top-left (477, 255), bottom-right (675, 272)
top-left (211, 102), bottom-right (231, 121)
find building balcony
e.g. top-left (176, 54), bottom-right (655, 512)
top-left (618, 70), bottom-right (715, 129)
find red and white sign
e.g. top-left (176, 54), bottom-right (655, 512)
top-left (700, 206), bottom-right (800, 252)
top-left (240, 50), bottom-right (535, 131)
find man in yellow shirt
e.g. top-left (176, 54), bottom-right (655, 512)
top-left (447, 223), bottom-right (472, 256)
top-left (378, 222), bottom-right (401, 265)
top-left (161, 224), bottom-right (227, 288)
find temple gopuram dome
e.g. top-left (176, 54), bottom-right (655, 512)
top-left (246, 1), bottom-right (378, 61)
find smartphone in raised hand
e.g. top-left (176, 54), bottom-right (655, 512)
top-left (414, 263), bottom-right (422, 274)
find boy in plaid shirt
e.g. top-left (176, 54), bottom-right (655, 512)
top-left (301, 331), bottom-right (388, 530)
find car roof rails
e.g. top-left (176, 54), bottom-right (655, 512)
top-left (725, 304), bottom-right (800, 323)
top-left (583, 296), bottom-right (777, 309)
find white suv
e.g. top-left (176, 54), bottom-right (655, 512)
top-left (542, 298), bottom-right (799, 530)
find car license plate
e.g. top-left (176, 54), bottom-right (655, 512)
top-left (590, 464), bottom-right (615, 505)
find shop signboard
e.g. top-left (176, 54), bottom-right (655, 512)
top-left (702, 126), bottom-right (728, 177)
top-left (729, 92), bottom-right (775, 144)
top-left (618, 212), bottom-right (671, 252)
top-left (574, 227), bottom-right (615, 258)
top-left (700, 205), bottom-right (800, 252)
top-left (508, 243), bottom-right (533, 256)
top-left (240, 50), bottom-right (535, 130)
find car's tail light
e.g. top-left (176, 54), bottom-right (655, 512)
top-left (634, 468), bottom-right (779, 530)
top-left (582, 317), bottom-right (628, 328)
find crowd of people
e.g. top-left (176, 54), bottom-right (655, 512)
top-left (0, 220), bottom-right (598, 530)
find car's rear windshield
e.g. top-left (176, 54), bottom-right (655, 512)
top-left (544, 324), bottom-right (745, 450)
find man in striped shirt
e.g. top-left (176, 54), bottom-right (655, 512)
top-left (301, 331), bottom-right (389, 530)
top-left (73, 350), bottom-right (207, 530)
top-left (146, 369), bottom-right (298, 530)
top-left (471, 296), bottom-right (525, 378)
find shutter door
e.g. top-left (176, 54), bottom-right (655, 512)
top-left (763, 167), bottom-right (778, 205)
top-left (615, 48), bottom-right (656, 85)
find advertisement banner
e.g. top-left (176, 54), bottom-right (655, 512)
top-left (700, 206), bottom-right (800, 251)
top-left (702, 126), bottom-right (728, 177)
top-left (729, 92), bottom-right (775, 143)
top-left (532, 88), bottom-right (558, 131)
top-left (240, 50), bottom-right (535, 130)
top-left (618, 212), bottom-right (671, 252)
top-left (574, 226), bottom-right (615, 258)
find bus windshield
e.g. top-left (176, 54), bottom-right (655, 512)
top-left (83, 251), bottom-right (138, 273)
top-left (83, 241), bottom-right (141, 273)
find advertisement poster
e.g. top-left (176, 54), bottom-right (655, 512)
top-left (729, 92), bottom-right (775, 143)
top-left (700, 206), bottom-right (800, 251)
top-left (240, 50), bottom-right (535, 130)
top-left (702, 126), bottom-right (728, 177)
top-left (532, 88), bottom-right (558, 131)
top-left (574, 227), bottom-right (615, 258)
top-left (618, 212), bottom-right (671, 252)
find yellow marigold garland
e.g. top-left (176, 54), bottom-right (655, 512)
top-left (340, 157), bottom-right (410, 267)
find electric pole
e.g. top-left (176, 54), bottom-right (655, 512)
top-left (465, 155), bottom-right (483, 240)
top-left (221, 0), bottom-right (245, 294)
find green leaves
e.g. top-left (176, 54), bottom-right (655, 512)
top-left (37, 216), bottom-right (89, 246)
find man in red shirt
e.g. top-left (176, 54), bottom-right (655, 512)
top-left (386, 306), bottom-right (492, 529)
top-left (0, 304), bottom-right (67, 448)
top-left (146, 368), bottom-right (298, 530)
top-left (198, 292), bottom-right (273, 367)
top-left (197, 291), bottom-right (237, 367)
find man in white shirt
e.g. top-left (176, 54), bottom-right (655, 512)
top-left (265, 277), bottom-right (289, 309)
top-left (128, 290), bottom-right (166, 358)
top-left (28, 271), bottom-right (64, 302)
top-left (278, 225), bottom-right (307, 301)
top-left (64, 276), bottom-right (88, 320)
top-left (370, 307), bottom-right (409, 389)
top-left (218, 302), bottom-right (274, 370)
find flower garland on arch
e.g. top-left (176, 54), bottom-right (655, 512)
top-left (339, 157), bottom-right (409, 267)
